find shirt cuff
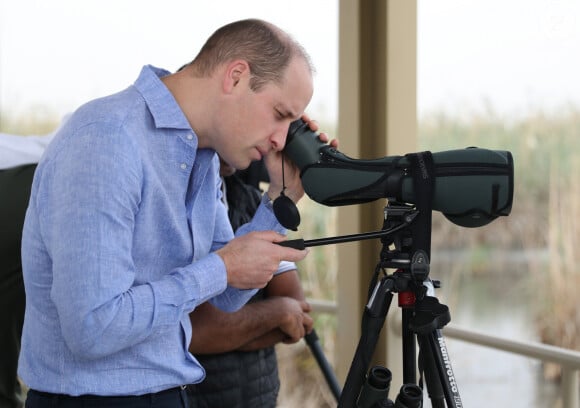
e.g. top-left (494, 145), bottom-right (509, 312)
top-left (149, 253), bottom-right (228, 324)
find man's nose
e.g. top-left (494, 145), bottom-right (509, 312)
top-left (271, 124), bottom-right (290, 151)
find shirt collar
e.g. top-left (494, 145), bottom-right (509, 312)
top-left (134, 65), bottom-right (192, 131)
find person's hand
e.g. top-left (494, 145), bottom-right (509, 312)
top-left (264, 114), bottom-right (338, 203)
top-left (275, 297), bottom-right (314, 344)
top-left (215, 231), bottom-right (308, 289)
top-left (263, 149), bottom-right (303, 203)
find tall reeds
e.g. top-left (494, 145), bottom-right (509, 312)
top-left (534, 158), bottom-right (580, 379)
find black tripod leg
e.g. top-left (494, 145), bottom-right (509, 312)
top-left (417, 333), bottom-right (445, 408)
top-left (304, 329), bottom-right (342, 402)
top-left (338, 278), bottom-right (395, 408)
top-left (417, 329), bottom-right (463, 407)
top-left (338, 311), bottom-right (389, 407)
top-left (402, 308), bottom-right (417, 384)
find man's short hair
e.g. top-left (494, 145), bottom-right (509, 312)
top-left (191, 19), bottom-right (314, 91)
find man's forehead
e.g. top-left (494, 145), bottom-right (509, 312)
top-left (263, 59), bottom-right (312, 118)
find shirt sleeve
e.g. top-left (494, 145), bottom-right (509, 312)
top-left (276, 260), bottom-right (297, 275)
top-left (234, 193), bottom-right (287, 236)
top-left (236, 194), bottom-right (296, 276)
top-left (33, 123), bottom-right (233, 359)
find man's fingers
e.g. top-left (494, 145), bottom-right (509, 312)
top-left (278, 247), bottom-right (309, 262)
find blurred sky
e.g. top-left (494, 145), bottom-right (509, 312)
top-left (0, 0), bottom-right (579, 123)
top-left (418, 0), bottom-right (580, 118)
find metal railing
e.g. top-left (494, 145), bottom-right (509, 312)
top-left (443, 324), bottom-right (580, 408)
top-left (308, 299), bottom-right (580, 408)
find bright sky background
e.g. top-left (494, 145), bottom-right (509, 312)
top-left (418, 0), bottom-right (580, 118)
top-left (0, 0), bottom-right (579, 124)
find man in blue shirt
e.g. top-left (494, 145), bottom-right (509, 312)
top-left (19, 18), bottom-right (331, 407)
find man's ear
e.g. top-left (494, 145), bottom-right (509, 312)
top-left (223, 60), bottom-right (250, 93)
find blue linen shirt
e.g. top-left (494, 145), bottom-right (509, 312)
top-left (18, 65), bottom-right (287, 396)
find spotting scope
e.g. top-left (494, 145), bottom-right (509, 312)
top-left (284, 120), bottom-right (514, 228)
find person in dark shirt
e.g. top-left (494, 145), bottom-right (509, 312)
top-left (0, 163), bottom-right (36, 408)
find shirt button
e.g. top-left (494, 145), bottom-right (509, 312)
top-left (180, 163), bottom-right (187, 170)
top-left (187, 134), bottom-right (193, 140)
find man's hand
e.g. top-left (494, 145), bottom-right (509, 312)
top-left (215, 231), bottom-right (308, 289)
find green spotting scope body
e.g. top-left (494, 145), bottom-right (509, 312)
top-left (284, 120), bottom-right (514, 228)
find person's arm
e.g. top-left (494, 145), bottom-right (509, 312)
top-left (241, 268), bottom-right (314, 350)
top-left (189, 270), bottom-right (313, 354)
top-left (34, 126), bottom-right (227, 359)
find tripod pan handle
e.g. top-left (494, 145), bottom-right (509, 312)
top-left (278, 239), bottom-right (306, 250)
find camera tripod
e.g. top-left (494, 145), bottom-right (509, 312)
top-left (337, 203), bottom-right (463, 407)
top-left (284, 202), bottom-right (463, 407)
top-left (281, 151), bottom-right (469, 406)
